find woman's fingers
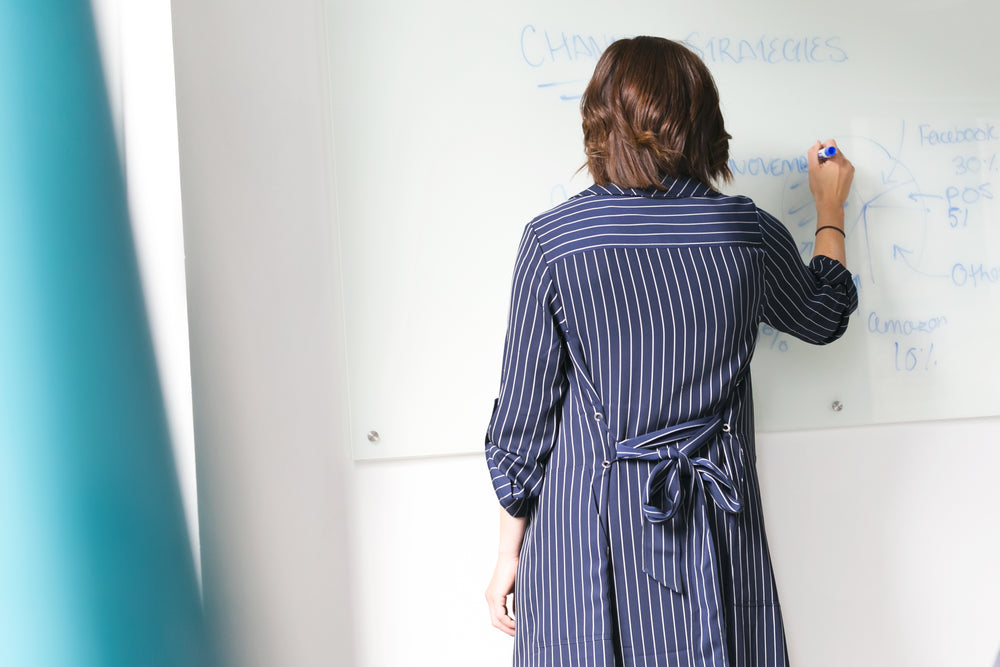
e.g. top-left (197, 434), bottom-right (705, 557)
top-left (486, 589), bottom-right (516, 636)
top-left (808, 138), bottom-right (855, 209)
top-left (486, 549), bottom-right (519, 636)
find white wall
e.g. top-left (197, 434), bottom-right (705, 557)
top-left (351, 423), bottom-right (1000, 667)
top-left (170, 1), bottom-right (354, 665)
top-left (168, 2), bottom-right (1000, 666)
top-left (758, 419), bottom-right (1000, 667)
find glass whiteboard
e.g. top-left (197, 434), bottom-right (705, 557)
top-left (324, 0), bottom-right (1000, 460)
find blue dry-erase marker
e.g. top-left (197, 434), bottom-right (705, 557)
top-left (817, 145), bottom-right (837, 160)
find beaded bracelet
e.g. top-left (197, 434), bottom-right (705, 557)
top-left (815, 225), bottom-right (846, 238)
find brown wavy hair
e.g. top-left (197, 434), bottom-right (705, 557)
top-left (581, 36), bottom-right (732, 189)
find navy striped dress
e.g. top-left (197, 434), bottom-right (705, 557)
top-left (486, 176), bottom-right (858, 667)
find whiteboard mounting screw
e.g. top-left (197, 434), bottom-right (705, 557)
top-left (366, 430), bottom-right (380, 443)
top-left (831, 401), bottom-right (843, 412)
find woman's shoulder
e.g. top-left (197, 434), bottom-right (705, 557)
top-left (525, 189), bottom-right (612, 235)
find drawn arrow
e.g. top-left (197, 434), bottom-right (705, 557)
top-left (907, 192), bottom-right (943, 212)
top-left (892, 244), bottom-right (914, 261)
top-left (892, 244), bottom-right (948, 278)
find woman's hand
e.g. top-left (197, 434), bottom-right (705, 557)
top-left (808, 139), bottom-right (855, 266)
top-left (486, 509), bottom-right (526, 636)
top-left (485, 552), bottom-right (518, 636)
top-left (808, 139), bottom-right (854, 211)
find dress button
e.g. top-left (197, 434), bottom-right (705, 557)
top-left (593, 412), bottom-right (603, 422)
top-left (721, 422), bottom-right (731, 433)
top-left (601, 460), bottom-right (611, 469)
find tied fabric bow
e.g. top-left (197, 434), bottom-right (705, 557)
top-left (615, 414), bottom-right (742, 594)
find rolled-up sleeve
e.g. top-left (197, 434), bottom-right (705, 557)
top-left (758, 208), bottom-right (858, 343)
top-left (486, 225), bottom-right (567, 517)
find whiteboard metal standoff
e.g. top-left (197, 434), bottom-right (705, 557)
top-left (366, 430), bottom-right (381, 443)
top-left (831, 401), bottom-right (843, 412)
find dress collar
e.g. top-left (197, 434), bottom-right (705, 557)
top-left (575, 175), bottom-right (719, 200)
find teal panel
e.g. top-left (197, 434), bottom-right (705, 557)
top-left (0, 3), bottom-right (216, 665)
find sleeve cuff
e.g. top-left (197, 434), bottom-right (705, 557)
top-left (486, 439), bottom-right (534, 518)
top-left (810, 254), bottom-right (851, 283)
top-left (810, 255), bottom-right (859, 310)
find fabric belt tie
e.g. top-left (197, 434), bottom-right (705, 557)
top-left (614, 413), bottom-right (742, 594)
